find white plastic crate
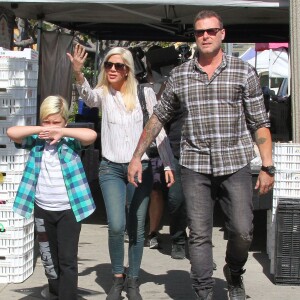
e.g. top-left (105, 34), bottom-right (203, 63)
top-left (0, 249), bottom-right (34, 283)
top-left (274, 143), bottom-right (300, 171)
top-left (0, 171), bottom-right (23, 186)
top-left (0, 162), bottom-right (26, 172)
top-left (0, 202), bottom-right (33, 228)
top-left (0, 118), bottom-right (12, 134)
top-left (0, 78), bottom-right (38, 89)
top-left (7, 105), bottom-right (37, 116)
top-left (0, 152), bottom-right (28, 172)
top-left (0, 68), bottom-right (38, 88)
top-left (0, 147), bottom-right (28, 158)
top-left (0, 222), bottom-right (34, 256)
top-left (0, 106), bottom-right (9, 116)
top-left (0, 189), bottom-right (17, 202)
top-left (0, 68), bottom-right (38, 81)
top-left (0, 143), bottom-right (21, 156)
top-left (0, 94), bottom-right (37, 109)
top-left (0, 57), bottom-right (38, 72)
top-left (0, 182), bottom-right (20, 193)
top-left (0, 178), bottom-right (17, 203)
top-left (0, 48), bottom-right (39, 60)
top-left (0, 92), bottom-right (13, 109)
top-left (273, 172), bottom-right (300, 199)
top-left (0, 135), bottom-right (11, 146)
top-left (0, 114), bottom-right (37, 127)
top-left (4, 87), bottom-right (37, 100)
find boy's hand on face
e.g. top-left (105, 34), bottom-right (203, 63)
top-left (38, 127), bottom-right (63, 145)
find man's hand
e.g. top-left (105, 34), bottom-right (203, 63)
top-left (128, 157), bottom-right (143, 187)
top-left (255, 171), bottom-right (275, 195)
top-left (165, 170), bottom-right (175, 188)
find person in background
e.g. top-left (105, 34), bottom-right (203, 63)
top-left (67, 45), bottom-right (174, 300)
top-left (163, 104), bottom-right (188, 260)
top-left (7, 95), bottom-right (97, 300)
top-left (127, 10), bottom-right (275, 300)
top-left (141, 46), bottom-right (167, 250)
top-left (144, 154), bottom-right (165, 249)
top-left (142, 49), bottom-right (187, 258)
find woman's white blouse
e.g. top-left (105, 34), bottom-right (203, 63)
top-left (76, 78), bottom-right (174, 169)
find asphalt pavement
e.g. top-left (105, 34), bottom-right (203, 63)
top-left (1, 210), bottom-right (300, 300)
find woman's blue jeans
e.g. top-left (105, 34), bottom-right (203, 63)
top-left (99, 158), bottom-right (152, 278)
top-left (181, 164), bottom-right (254, 291)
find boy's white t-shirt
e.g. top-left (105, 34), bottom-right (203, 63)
top-left (35, 142), bottom-right (71, 211)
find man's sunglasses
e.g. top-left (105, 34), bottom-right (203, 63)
top-left (194, 28), bottom-right (222, 37)
top-left (104, 61), bottom-right (127, 71)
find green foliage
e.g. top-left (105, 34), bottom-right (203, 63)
top-left (82, 65), bottom-right (98, 85)
top-left (68, 100), bottom-right (78, 123)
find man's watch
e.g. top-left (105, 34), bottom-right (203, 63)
top-left (261, 165), bottom-right (276, 176)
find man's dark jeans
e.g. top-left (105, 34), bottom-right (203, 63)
top-left (181, 164), bottom-right (253, 291)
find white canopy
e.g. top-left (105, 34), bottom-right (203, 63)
top-left (240, 47), bottom-right (289, 78)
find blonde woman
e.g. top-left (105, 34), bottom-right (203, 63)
top-left (67, 45), bottom-right (174, 300)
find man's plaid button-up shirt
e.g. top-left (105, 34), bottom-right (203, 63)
top-left (154, 54), bottom-right (270, 176)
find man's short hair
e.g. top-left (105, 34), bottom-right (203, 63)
top-left (193, 10), bottom-right (224, 29)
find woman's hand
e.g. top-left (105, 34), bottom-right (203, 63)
top-left (165, 169), bottom-right (175, 188)
top-left (66, 43), bottom-right (88, 73)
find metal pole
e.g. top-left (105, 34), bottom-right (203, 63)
top-left (36, 20), bottom-right (43, 53)
top-left (225, 43), bottom-right (233, 56)
top-left (290, 0), bottom-right (300, 142)
top-left (93, 39), bottom-right (99, 87)
top-left (36, 19), bottom-right (43, 125)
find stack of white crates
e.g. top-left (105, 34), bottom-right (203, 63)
top-left (267, 143), bottom-right (300, 274)
top-left (0, 48), bottom-right (38, 283)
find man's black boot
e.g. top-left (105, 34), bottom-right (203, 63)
top-left (223, 264), bottom-right (246, 300)
top-left (194, 288), bottom-right (213, 300)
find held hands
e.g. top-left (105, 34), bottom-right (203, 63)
top-left (66, 43), bottom-right (88, 73)
top-left (255, 171), bottom-right (275, 195)
top-left (38, 127), bottom-right (64, 145)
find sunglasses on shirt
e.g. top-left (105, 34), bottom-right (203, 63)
top-left (194, 28), bottom-right (222, 37)
top-left (104, 61), bottom-right (127, 71)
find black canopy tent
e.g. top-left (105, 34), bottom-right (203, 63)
top-left (1, 1), bottom-right (290, 42)
top-left (0, 0), bottom-right (292, 137)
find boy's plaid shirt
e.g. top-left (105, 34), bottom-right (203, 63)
top-left (13, 135), bottom-right (96, 222)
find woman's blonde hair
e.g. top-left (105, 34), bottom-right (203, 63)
top-left (40, 95), bottom-right (69, 123)
top-left (96, 47), bottom-right (137, 111)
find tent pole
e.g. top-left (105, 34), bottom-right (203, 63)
top-left (37, 20), bottom-right (43, 53)
top-left (93, 39), bottom-right (99, 87)
top-left (36, 19), bottom-right (43, 125)
top-left (290, 0), bottom-right (300, 142)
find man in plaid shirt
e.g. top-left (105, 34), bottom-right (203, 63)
top-left (128, 10), bottom-right (275, 300)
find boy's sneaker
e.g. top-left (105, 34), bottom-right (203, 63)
top-left (145, 232), bottom-right (160, 249)
top-left (171, 243), bottom-right (186, 259)
top-left (223, 264), bottom-right (246, 300)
